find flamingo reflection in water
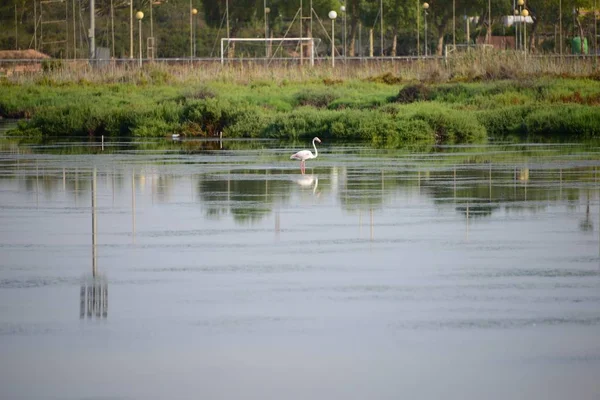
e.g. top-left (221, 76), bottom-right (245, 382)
top-left (290, 137), bottom-right (321, 175)
top-left (296, 175), bottom-right (319, 195)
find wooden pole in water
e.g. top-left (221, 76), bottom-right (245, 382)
top-left (92, 168), bottom-right (97, 278)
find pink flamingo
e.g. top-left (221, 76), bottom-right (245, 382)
top-left (290, 137), bottom-right (321, 175)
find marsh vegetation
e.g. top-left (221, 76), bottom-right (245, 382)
top-left (2, 55), bottom-right (600, 144)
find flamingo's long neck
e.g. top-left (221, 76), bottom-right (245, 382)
top-left (312, 139), bottom-right (318, 158)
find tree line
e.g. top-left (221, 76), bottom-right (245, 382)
top-left (1, 0), bottom-right (597, 58)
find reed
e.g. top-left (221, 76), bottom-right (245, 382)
top-left (2, 52), bottom-right (599, 86)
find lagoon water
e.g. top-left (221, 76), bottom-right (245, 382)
top-left (1, 120), bottom-right (599, 400)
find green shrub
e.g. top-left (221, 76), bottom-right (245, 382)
top-left (293, 89), bottom-right (338, 108)
top-left (146, 65), bottom-right (173, 84)
top-left (524, 105), bottom-right (600, 139)
top-left (183, 85), bottom-right (217, 100)
top-left (227, 106), bottom-right (271, 138)
top-left (476, 105), bottom-right (531, 137)
top-left (182, 98), bottom-right (232, 135)
top-left (373, 119), bottom-right (434, 147)
top-left (329, 94), bottom-right (389, 110)
top-left (41, 59), bottom-right (65, 73)
top-left (369, 72), bottom-right (403, 85)
top-left (395, 84), bottom-right (432, 103)
top-left (406, 104), bottom-right (487, 143)
top-left (430, 83), bottom-right (480, 103)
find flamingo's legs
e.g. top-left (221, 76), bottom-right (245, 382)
top-left (300, 160), bottom-right (305, 175)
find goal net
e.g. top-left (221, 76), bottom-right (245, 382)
top-left (220, 37), bottom-right (317, 65)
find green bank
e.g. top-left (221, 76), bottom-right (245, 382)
top-left (2, 74), bottom-right (600, 145)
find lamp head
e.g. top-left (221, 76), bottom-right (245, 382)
top-left (135, 11), bottom-right (144, 20)
top-left (328, 10), bottom-right (337, 20)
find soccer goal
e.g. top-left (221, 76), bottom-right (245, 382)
top-left (445, 44), bottom-right (494, 57)
top-left (220, 37), bottom-right (316, 66)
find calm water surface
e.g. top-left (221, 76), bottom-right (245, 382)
top-left (1, 122), bottom-right (599, 400)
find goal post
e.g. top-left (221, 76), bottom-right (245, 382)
top-left (220, 37), bottom-right (315, 66)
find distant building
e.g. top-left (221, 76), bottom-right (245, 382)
top-left (502, 15), bottom-right (534, 27)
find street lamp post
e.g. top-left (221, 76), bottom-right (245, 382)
top-left (329, 10), bottom-right (337, 67)
top-left (136, 11), bottom-right (144, 67)
top-left (90, 0), bottom-right (95, 60)
top-left (130, 0), bottom-right (133, 59)
top-left (559, 0), bottom-right (562, 55)
top-left (416, 0), bottom-right (420, 56)
top-left (488, 0), bottom-right (491, 44)
top-left (517, 0), bottom-right (524, 50)
top-left (423, 2), bottom-right (429, 57)
top-left (265, 6), bottom-right (270, 58)
top-left (453, 0), bottom-right (455, 48)
top-left (514, 9), bottom-right (519, 50)
top-left (192, 8), bottom-right (198, 58)
top-left (521, 8), bottom-right (529, 54)
top-left (189, 1), bottom-right (194, 59)
top-left (150, 0), bottom-right (154, 41)
top-left (380, 0), bottom-right (384, 56)
top-left (341, 5), bottom-right (347, 60)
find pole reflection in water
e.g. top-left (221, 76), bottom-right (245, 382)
top-left (132, 169), bottom-right (136, 243)
top-left (112, 167), bottom-right (115, 207)
top-left (80, 277), bottom-right (108, 319)
top-left (80, 167), bottom-right (108, 319)
top-left (466, 201), bottom-right (470, 242)
top-left (274, 210), bottom-right (280, 240)
top-left (35, 161), bottom-right (39, 208)
top-left (370, 208), bottom-right (374, 242)
top-left (453, 165), bottom-right (456, 203)
top-left (488, 163), bottom-right (492, 201)
top-left (560, 168), bottom-right (562, 199)
top-left (75, 167), bottom-right (79, 205)
top-left (359, 209), bottom-right (362, 238)
top-left (92, 168), bottom-right (97, 278)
